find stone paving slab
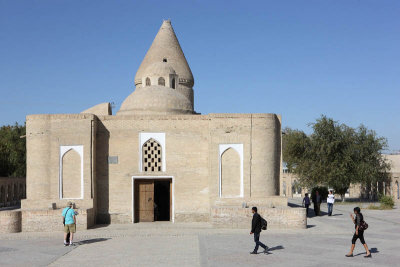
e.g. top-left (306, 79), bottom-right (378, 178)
top-left (0, 238), bottom-right (75, 267)
top-left (49, 235), bottom-right (200, 267)
top-left (0, 200), bottom-right (399, 266)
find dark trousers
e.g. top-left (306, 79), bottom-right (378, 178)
top-left (253, 232), bottom-right (267, 252)
top-left (305, 204), bottom-right (310, 216)
top-left (327, 203), bottom-right (333, 216)
top-left (352, 230), bottom-right (365, 245)
top-left (314, 203), bottom-right (320, 216)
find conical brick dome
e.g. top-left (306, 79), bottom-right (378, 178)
top-left (117, 20), bottom-right (196, 115)
top-left (134, 20), bottom-right (194, 88)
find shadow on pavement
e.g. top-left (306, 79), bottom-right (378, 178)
top-left (370, 248), bottom-right (379, 254)
top-left (307, 225), bottom-right (316, 228)
top-left (331, 214), bottom-right (343, 216)
top-left (288, 202), bottom-right (302, 208)
top-left (307, 209), bottom-right (329, 217)
top-left (354, 247), bottom-right (379, 257)
top-left (261, 245), bottom-right (284, 255)
top-left (268, 245), bottom-right (284, 252)
top-left (90, 224), bottom-right (111, 229)
top-left (77, 238), bottom-right (111, 245)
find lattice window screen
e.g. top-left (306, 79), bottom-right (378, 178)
top-left (142, 139), bottom-right (162, 172)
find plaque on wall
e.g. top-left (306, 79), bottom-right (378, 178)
top-left (108, 156), bottom-right (118, 164)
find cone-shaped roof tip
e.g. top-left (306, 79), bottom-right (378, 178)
top-left (134, 20), bottom-right (194, 87)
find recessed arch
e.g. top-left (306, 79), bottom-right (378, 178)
top-left (218, 144), bottom-right (244, 198)
top-left (145, 77), bottom-right (151, 86)
top-left (158, 77), bottom-right (165, 86)
top-left (171, 78), bottom-right (176, 89)
top-left (221, 148), bottom-right (241, 197)
top-left (59, 145), bottom-right (84, 199)
top-left (62, 149), bottom-right (81, 198)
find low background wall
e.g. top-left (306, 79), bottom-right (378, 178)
top-left (0, 210), bottom-right (22, 233)
top-left (21, 208), bottom-right (94, 232)
top-left (211, 206), bottom-right (306, 229)
top-left (21, 199), bottom-right (94, 210)
top-left (213, 196), bottom-right (288, 208)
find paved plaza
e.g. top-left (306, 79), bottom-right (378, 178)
top-left (1, 200), bottom-right (399, 267)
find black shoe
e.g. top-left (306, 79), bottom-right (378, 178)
top-left (250, 251), bottom-right (257, 254)
top-left (345, 254), bottom-right (353, 257)
top-left (263, 247), bottom-right (269, 253)
top-left (364, 254), bottom-right (372, 258)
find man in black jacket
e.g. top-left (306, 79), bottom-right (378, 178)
top-left (250, 207), bottom-right (268, 254)
top-left (313, 191), bottom-right (322, 216)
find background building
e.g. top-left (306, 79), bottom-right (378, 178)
top-left (280, 153), bottom-right (400, 202)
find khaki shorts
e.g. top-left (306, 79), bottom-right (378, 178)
top-left (64, 223), bottom-right (76, 233)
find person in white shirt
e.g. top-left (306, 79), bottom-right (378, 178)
top-left (327, 190), bottom-right (335, 216)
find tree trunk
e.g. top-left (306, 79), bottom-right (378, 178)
top-left (341, 194), bottom-right (345, 202)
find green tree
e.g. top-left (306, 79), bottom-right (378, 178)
top-left (283, 115), bottom-right (390, 201)
top-left (0, 123), bottom-right (26, 177)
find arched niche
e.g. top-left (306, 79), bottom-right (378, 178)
top-left (218, 144), bottom-right (243, 198)
top-left (59, 145), bottom-right (84, 199)
top-left (158, 77), bottom-right (165, 86)
top-left (62, 149), bottom-right (81, 199)
top-left (221, 148), bottom-right (241, 197)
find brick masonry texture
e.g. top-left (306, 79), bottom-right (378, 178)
top-left (20, 113), bottom-right (286, 229)
top-left (2, 20), bottom-right (307, 232)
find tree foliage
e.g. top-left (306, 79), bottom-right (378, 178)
top-left (0, 123), bottom-right (26, 177)
top-left (283, 115), bottom-right (391, 199)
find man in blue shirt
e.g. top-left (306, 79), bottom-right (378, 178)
top-left (62, 201), bottom-right (76, 246)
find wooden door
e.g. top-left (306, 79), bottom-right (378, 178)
top-left (138, 181), bottom-right (154, 222)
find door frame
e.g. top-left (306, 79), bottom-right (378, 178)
top-left (132, 176), bottom-right (174, 223)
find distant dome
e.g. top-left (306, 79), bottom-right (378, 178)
top-left (144, 62), bottom-right (176, 77)
top-left (117, 85), bottom-right (193, 115)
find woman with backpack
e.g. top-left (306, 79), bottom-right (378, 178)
top-left (345, 207), bottom-right (371, 258)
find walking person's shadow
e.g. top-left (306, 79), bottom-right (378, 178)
top-left (263, 245), bottom-right (284, 255)
top-left (354, 247), bottom-right (379, 256)
top-left (76, 238), bottom-right (110, 245)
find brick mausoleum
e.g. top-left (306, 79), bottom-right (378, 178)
top-left (6, 20), bottom-right (306, 232)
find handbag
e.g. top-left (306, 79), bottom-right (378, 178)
top-left (359, 220), bottom-right (368, 231)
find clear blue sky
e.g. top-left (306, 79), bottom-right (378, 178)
top-left (1, 0), bottom-right (399, 150)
